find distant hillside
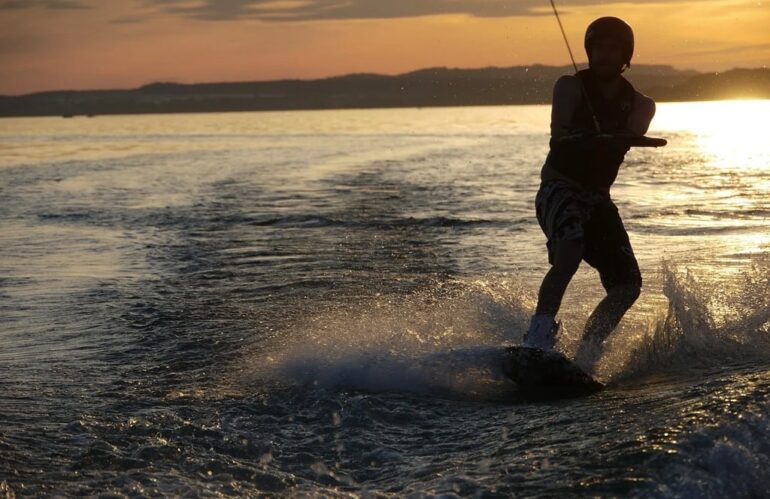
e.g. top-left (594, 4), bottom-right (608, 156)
top-left (0, 65), bottom-right (767, 118)
top-left (643, 68), bottom-right (770, 101)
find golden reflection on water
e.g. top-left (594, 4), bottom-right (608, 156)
top-left (653, 99), bottom-right (770, 170)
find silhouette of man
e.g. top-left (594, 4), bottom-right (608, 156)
top-left (524, 17), bottom-right (656, 373)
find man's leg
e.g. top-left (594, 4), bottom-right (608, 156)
top-left (525, 239), bottom-right (583, 349)
top-left (575, 201), bottom-right (641, 371)
top-left (574, 283), bottom-right (640, 371)
top-left (582, 283), bottom-right (640, 344)
top-left (528, 179), bottom-right (590, 349)
top-left (535, 239), bottom-right (584, 317)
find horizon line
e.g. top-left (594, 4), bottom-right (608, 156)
top-left (5, 62), bottom-right (760, 98)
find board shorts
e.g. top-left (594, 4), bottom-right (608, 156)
top-left (535, 178), bottom-right (641, 291)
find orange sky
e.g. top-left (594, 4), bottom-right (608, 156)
top-left (0, 0), bottom-right (768, 95)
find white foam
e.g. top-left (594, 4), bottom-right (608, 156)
top-left (611, 257), bottom-right (770, 381)
top-left (651, 407), bottom-right (770, 497)
top-left (246, 276), bottom-right (531, 399)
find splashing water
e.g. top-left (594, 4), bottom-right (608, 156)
top-left (240, 277), bottom-right (531, 400)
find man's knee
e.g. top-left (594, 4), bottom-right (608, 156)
top-left (550, 240), bottom-right (584, 275)
top-left (552, 257), bottom-right (581, 277)
top-left (608, 282), bottom-right (641, 307)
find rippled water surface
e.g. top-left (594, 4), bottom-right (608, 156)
top-left (2, 101), bottom-right (770, 497)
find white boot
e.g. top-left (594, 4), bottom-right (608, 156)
top-left (523, 314), bottom-right (559, 351)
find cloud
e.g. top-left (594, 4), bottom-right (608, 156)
top-left (146, 0), bottom-right (714, 22)
top-left (109, 16), bottom-right (147, 24)
top-left (151, 0), bottom-right (537, 21)
top-left (682, 42), bottom-right (770, 56)
top-left (0, 0), bottom-right (91, 9)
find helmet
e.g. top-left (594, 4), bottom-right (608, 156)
top-left (584, 17), bottom-right (634, 68)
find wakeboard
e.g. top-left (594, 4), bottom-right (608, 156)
top-left (501, 346), bottom-right (604, 400)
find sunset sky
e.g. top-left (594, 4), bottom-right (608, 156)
top-left (1, 0), bottom-right (768, 95)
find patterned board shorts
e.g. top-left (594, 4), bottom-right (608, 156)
top-left (535, 179), bottom-right (641, 291)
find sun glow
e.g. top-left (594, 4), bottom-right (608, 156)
top-left (654, 100), bottom-right (770, 170)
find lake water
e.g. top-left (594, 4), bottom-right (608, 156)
top-left (1, 101), bottom-right (770, 497)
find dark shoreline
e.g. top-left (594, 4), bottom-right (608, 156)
top-left (2, 65), bottom-right (768, 118)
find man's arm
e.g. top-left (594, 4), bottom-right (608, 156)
top-left (627, 91), bottom-right (656, 136)
top-left (550, 75), bottom-right (583, 139)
